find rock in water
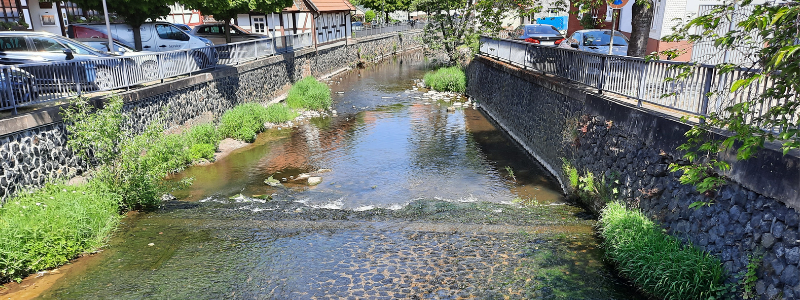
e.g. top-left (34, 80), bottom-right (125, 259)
top-left (308, 177), bottom-right (323, 186)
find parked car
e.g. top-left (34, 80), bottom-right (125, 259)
top-left (173, 24), bottom-right (192, 33)
top-left (75, 38), bottom-right (147, 55)
top-left (560, 29), bottom-right (629, 55)
top-left (190, 23), bottom-right (268, 45)
top-left (352, 21), bottom-right (364, 31)
top-left (512, 24), bottom-right (565, 46)
top-left (68, 22), bottom-right (212, 51)
top-left (0, 66), bottom-right (37, 107)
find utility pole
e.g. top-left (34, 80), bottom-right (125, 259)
top-left (102, 0), bottom-right (113, 53)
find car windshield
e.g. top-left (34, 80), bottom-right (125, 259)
top-left (582, 31), bottom-right (628, 46)
top-left (526, 26), bottom-right (560, 35)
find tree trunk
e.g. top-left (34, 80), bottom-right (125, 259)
top-left (627, 0), bottom-right (654, 57)
top-left (224, 20), bottom-right (232, 44)
top-left (132, 24), bottom-right (143, 51)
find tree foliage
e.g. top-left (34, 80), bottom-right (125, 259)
top-left (182, 0), bottom-right (293, 43)
top-left (57, 0), bottom-right (173, 49)
top-left (365, 10), bottom-right (377, 23)
top-left (360, 0), bottom-right (412, 23)
top-left (412, 0), bottom-right (554, 64)
top-left (661, 0), bottom-right (800, 204)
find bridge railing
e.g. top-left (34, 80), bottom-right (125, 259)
top-left (479, 36), bottom-right (789, 127)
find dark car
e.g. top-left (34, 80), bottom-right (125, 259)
top-left (559, 29), bottom-right (629, 56)
top-left (512, 24), bottom-right (565, 46)
top-left (190, 23), bottom-right (268, 45)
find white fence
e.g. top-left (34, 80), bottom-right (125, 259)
top-left (479, 36), bottom-right (788, 127)
top-left (0, 32), bottom-right (314, 114)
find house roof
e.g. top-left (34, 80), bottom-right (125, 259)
top-left (304, 0), bottom-right (356, 12)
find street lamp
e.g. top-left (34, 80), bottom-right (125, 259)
top-left (101, 0), bottom-right (113, 53)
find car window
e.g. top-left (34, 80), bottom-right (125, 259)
top-left (83, 41), bottom-right (109, 52)
top-left (156, 24), bottom-right (190, 41)
top-left (31, 37), bottom-right (66, 52)
top-left (526, 26), bottom-right (560, 35)
top-left (58, 39), bottom-right (97, 55)
top-left (0, 36), bottom-right (27, 51)
top-left (570, 33), bottom-right (581, 44)
top-left (582, 32), bottom-right (629, 46)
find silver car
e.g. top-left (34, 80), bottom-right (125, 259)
top-left (561, 29), bottom-right (629, 56)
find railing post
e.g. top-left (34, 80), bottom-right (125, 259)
top-left (4, 68), bottom-right (17, 115)
top-left (187, 50), bottom-right (193, 76)
top-left (122, 58), bottom-right (130, 91)
top-left (598, 56), bottom-right (607, 94)
top-left (158, 54), bottom-right (164, 83)
top-left (699, 66), bottom-right (714, 122)
top-left (74, 63), bottom-right (82, 96)
top-left (635, 62), bottom-right (648, 107)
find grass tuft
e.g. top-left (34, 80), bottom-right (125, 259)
top-left (0, 183), bottom-right (120, 283)
top-left (219, 103), bottom-right (270, 142)
top-left (599, 202), bottom-right (724, 299)
top-left (423, 67), bottom-right (466, 93)
top-left (286, 76), bottom-right (332, 110)
top-left (264, 103), bottom-right (298, 123)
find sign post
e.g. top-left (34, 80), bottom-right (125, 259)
top-left (606, 0), bottom-right (629, 55)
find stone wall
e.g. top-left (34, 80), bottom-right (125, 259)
top-left (0, 32), bottom-right (423, 202)
top-left (467, 56), bottom-right (800, 299)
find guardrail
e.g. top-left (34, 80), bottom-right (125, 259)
top-left (479, 36), bottom-right (780, 124)
top-left (353, 23), bottom-right (422, 39)
top-left (0, 32), bottom-right (315, 114)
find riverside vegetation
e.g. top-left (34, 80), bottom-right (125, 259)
top-left (423, 67), bottom-right (466, 93)
top-left (563, 161), bottom-right (726, 299)
top-left (0, 77), bottom-right (332, 283)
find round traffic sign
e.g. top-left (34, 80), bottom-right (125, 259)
top-left (607, 0), bottom-right (629, 9)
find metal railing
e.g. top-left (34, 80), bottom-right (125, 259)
top-left (479, 36), bottom-right (784, 124)
top-left (0, 32), bottom-right (315, 114)
top-left (353, 22), bottom-right (422, 39)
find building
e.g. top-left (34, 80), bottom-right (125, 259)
top-left (234, 0), bottom-right (354, 46)
top-left (567, 0), bottom-right (765, 62)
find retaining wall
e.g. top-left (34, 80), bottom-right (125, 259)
top-left (467, 55), bottom-right (800, 299)
top-left (0, 31), bottom-right (423, 199)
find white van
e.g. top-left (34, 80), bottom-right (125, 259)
top-left (68, 22), bottom-right (211, 51)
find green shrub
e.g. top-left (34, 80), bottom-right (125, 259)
top-left (286, 76), bottom-right (332, 110)
top-left (185, 123), bottom-right (220, 147)
top-left (599, 202), bottom-right (724, 299)
top-left (188, 143), bottom-right (216, 161)
top-left (0, 183), bottom-right (120, 283)
top-left (264, 103), bottom-right (298, 123)
top-left (219, 103), bottom-right (270, 142)
top-left (423, 67), bottom-right (466, 93)
top-left (141, 133), bottom-right (191, 175)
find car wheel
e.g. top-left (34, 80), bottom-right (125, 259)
top-left (192, 52), bottom-right (212, 69)
top-left (140, 60), bottom-right (159, 81)
top-left (92, 67), bottom-right (114, 91)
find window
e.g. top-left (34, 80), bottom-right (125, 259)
top-left (526, 25), bottom-right (560, 35)
top-left (0, 36), bottom-right (26, 51)
top-left (31, 37), bottom-right (64, 52)
top-left (253, 17), bottom-right (266, 33)
top-left (156, 24), bottom-right (190, 41)
top-left (582, 31), bottom-right (629, 46)
top-left (57, 39), bottom-right (96, 55)
top-left (0, 0), bottom-right (21, 24)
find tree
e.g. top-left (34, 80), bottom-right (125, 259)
top-left (182, 0), bottom-right (293, 44)
top-left (365, 10), bottom-right (377, 23)
top-left (411, 0), bottom-right (546, 64)
top-left (626, 0), bottom-right (654, 57)
top-left (360, 0), bottom-right (412, 23)
top-left (62, 0), bottom-right (173, 50)
top-left (660, 0), bottom-right (800, 203)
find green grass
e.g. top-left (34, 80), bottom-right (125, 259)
top-left (286, 76), bottom-right (332, 110)
top-left (599, 202), bottom-right (724, 299)
top-left (423, 67), bottom-right (466, 93)
top-left (218, 103), bottom-right (270, 142)
top-left (0, 183), bottom-right (120, 283)
top-left (264, 103), bottom-right (298, 123)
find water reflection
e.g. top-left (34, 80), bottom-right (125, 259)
top-left (172, 54), bottom-right (563, 209)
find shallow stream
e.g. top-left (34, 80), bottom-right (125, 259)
top-left (18, 53), bottom-right (645, 299)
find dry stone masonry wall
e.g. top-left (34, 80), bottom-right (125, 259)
top-left (0, 32), bottom-right (422, 202)
top-left (467, 56), bottom-right (800, 300)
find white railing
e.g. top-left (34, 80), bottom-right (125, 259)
top-left (0, 32), bottom-right (316, 114)
top-left (479, 36), bottom-right (788, 126)
top-left (353, 22), bottom-right (423, 38)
